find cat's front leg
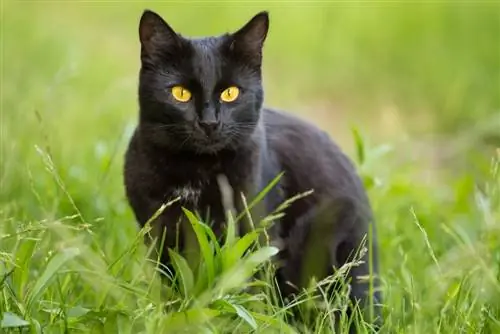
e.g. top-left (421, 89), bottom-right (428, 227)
top-left (125, 189), bottom-right (194, 277)
top-left (130, 198), bottom-right (183, 277)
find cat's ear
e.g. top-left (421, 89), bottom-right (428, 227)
top-left (139, 10), bottom-right (181, 59)
top-left (229, 11), bottom-right (269, 64)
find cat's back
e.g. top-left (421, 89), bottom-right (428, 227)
top-left (262, 107), bottom-right (366, 200)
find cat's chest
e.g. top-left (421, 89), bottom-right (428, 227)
top-left (150, 151), bottom-right (257, 221)
top-left (159, 157), bottom-right (248, 203)
top-left (171, 184), bottom-right (203, 204)
top-left (169, 173), bottom-right (238, 201)
top-left (168, 178), bottom-right (229, 226)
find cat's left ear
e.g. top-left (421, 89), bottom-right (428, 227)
top-left (229, 11), bottom-right (269, 64)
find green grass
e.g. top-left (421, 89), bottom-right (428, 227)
top-left (1, 1), bottom-right (500, 333)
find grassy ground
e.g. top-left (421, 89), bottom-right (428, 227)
top-left (1, 1), bottom-right (500, 333)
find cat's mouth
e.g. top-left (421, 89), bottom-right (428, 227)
top-left (191, 127), bottom-right (228, 152)
top-left (193, 122), bottom-right (223, 142)
top-left (198, 134), bottom-right (226, 147)
top-left (193, 138), bottom-right (228, 154)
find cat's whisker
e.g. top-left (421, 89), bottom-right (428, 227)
top-left (178, 133), bottom-right (193, 150)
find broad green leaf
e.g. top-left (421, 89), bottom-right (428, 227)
top-left (183, 208), bottom-right (215, 287)
top-left (211, 299), bottom-right (257, 330)
top-left (66, 306), bottom-right (91, 319)
top-left (222, 230), bottom-right (259, 271)
top-left (42, 305), bottom-right (91, 318)
top-left (201, 222), bottom-right (221, 253)
top-left (215, 246), bottom-right (279, 295)
top-left (193, 262), bottom-right (210, 296)
top-left (245, 246), bottom-right (279, 268)
top-left (232, 304), bottom-right (257, 330)
top-left (168, 249), bottom-right (194, 299)
top-left (1, 312), bottom-right (30, 328)
top-left (225, 209), bottom-right (237, 249)
top-left (12, 237), bottom-right (39, 300)
top-left (26, 247), bottom-right (81, 311)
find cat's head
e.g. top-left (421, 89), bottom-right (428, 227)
top-left (137, 9), bottom-right (269, 153)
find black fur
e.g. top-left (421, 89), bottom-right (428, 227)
top-left (124, 9), bottom-right (382, 331)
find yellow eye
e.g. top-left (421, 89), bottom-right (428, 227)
top-left (220, 86), bottom-right (240, 103)
top-left (171, 86), bottom-right (192, 102)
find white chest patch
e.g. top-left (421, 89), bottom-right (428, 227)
top-left (172, 186), bottom-right (202, 204)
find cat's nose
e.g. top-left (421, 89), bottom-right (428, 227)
top-left (198, 120), bottom-right (219, 135)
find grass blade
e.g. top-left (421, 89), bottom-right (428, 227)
top-left (235, 172), bottom-right (284, 224)
top-left (1, 312), bottom-right (30, 328)
top-left (168, 249), bottom-right (195, 300)
top-left (222, 230), bottom-right (260, 271)
top-left (183, 208), bottom-right (215, 288)
top-left (232, 303), bottom-right (258, 330)
top-left (215, 246), bottom-right (279, 295)
top-left (25, 247), bottom-right (81, 312)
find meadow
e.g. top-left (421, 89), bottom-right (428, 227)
top-left (1, 1), bottom-right (500, 333)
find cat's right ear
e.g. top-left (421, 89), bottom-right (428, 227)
top-left (228, 11), bottom-right (269, 66)
top-left (139, 10), bottom-right (181, 60)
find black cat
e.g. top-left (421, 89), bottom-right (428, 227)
top-left (124, 9), bottom-right (382, 331)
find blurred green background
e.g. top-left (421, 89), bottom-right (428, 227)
top-left (3, 1), bottom-right (498, 208)
top-left (2, 0), bottom-right (499, 248)
top-left (1, 1), bottom-right (500, 331)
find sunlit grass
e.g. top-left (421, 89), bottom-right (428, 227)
top-left (2, 132), bottom-right (499, 332)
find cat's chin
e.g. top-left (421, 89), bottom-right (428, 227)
top-left (190, 138), bottom-right (232, 154)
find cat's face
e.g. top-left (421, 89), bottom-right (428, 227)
top-left (137, 10), bottom-right (269, 153)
